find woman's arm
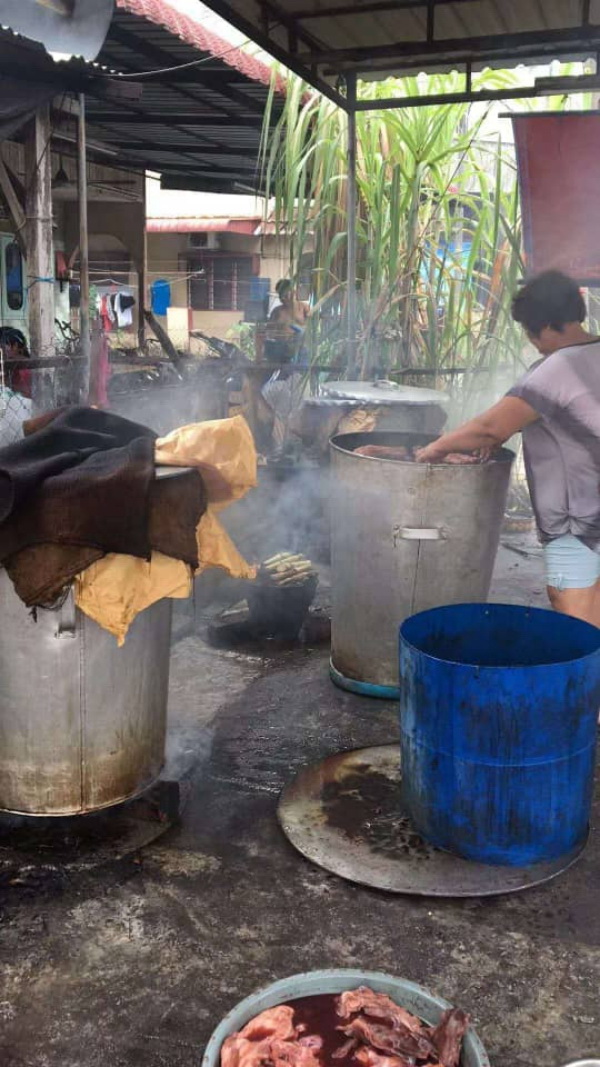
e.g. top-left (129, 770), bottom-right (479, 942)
top-left (416, 396), bottom-right (538, 463)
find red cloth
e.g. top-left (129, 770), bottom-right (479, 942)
top-left (513, 113), bottom-right (600, 281)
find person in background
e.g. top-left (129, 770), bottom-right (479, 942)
top-left (260, 281), bottom-right (312, 451)
top-left (416, 270), bottom-right (600, 627)
top-left (266, 279), bottom-right (310, 363)
top-left (0, 327), bottom-right (32, 399)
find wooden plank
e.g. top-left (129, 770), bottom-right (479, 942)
top-left (25, 106), bottom-right (55, 358)
top-left (0, 158), bottom-right (26, 252)
top-left (78, 93), bottom-right (91, 393)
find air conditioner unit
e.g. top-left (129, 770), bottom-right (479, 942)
top-left (188, 232), bottom-right (220, 250)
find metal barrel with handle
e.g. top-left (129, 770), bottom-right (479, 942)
top-left (329, 431), bottom-right (514, 697)
top-left (0, 467), bottom-right (189, 816)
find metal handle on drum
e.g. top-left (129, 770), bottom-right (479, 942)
top-left (55, 592), bottom-right (77, 639)
top-left (393, 525), bottom-right (446, 543)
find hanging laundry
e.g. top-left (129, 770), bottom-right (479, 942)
top-left (115, 290), bottom-right (135, 328)
top-left (100, 295), bottom-right (112, 333)
top-left (151, 279), bottom-right (171, 317)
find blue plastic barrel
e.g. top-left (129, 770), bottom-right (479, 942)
top-left (399, 603), bottom-right (600, 866)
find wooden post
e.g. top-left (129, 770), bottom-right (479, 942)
top-left (138, 178), bottom-right (147, 349)
top-left (78, 93), bottom-right (91, 395)
top-left (25, 105), bottom-right (55, 357)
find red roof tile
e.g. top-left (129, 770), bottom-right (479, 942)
top-left (115, 0), bottom-right (283, 91)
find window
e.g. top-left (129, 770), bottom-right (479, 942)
top-left (5, 242), bottom-right (23, 311)
top-left (189, 255), bottom-right (253, 312)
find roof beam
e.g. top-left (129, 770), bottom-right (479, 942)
top-left (96, 43), bottom-right (270, 169)
top-left (303, 24), bottom-right (600, 66)
top-left (160, 177), bottom-right (245, 193)
top-left (88, 112), bottom-right (265, 126)
top-left (309, 24), bottom-right (600, 68)
top-left (290, 0), bottom-right (474, 19)
top-left (354, 84), bottom-right (550, 110)
top-left (0, 39), bottom-right (141, 101)
top-left (256, 0), bottom-right (329, 54)
top-left (200, 0), bottom-right (346, 106)
top-left (106, 23), bottom-right (267, 116)
top-left (133, 159), bottom-right (259, 176)
top-left (106, 140), bottom-right (254, 155)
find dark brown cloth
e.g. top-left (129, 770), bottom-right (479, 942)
top-left (0, 407), bottom-right (157, 558)
top-left (0, 407), bottom-right (207, 606)
top-left (4, 469), bottom-right (207, 607)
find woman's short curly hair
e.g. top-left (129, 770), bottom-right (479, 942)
top-left (511, 270), bottom-right (586, 336)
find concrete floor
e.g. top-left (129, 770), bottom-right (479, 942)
top-left (1, 536), bottom-right (599, 1067)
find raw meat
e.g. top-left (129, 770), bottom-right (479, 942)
top-left (431, 1009), bottom-right (470, 1067)
top-left (220, 991), bottom-right (470, 1067)
top-left (354, 1047), bottom-right (412, 1067)
top-left (353, 445), bottom-right (409, 460)
top-left (269, 1038), bottom-right (323, 1067)
top-left (338, 1016), bottom-right (436, 1061)
top-left (239, 1006), bottom-right (297, 1042)
top-left (441, 453), bottom-right (479, 465)
top-left (221, 1006), bottom-right (322, 1067)
top-left (336, 987), bottom-right (424, 1035)
top-left (353, 444), bottom-right (486, 465)
top-left (332, 1038), bottom-right (360, 1060)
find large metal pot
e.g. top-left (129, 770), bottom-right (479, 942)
top-left (330, 431), bottom-right (514, 697)
top-left (0, 574), bottom-right (172, 815)
top-left (0, 466), bottom-right (190, 816)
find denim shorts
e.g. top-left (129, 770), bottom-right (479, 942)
top-left (544, 534), bottom-right (600, 590)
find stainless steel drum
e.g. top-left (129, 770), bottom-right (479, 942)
top-left (318, 379), bottom-right (449, 436)
top-left (0, 466), bottom-right (189, 815)
top-left (330, 431), bottom-right (514, 697)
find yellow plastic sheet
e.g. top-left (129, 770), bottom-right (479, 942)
top-left (74, 552), bottom-right (192, 644)
top-left (75, 416), bottom-right (258, 644)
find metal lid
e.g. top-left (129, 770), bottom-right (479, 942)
top-left (155, 465), bottom-right (195, 480)
top-left (320, 380), bottom-right (449, 406)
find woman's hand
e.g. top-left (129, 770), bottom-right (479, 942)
top-left (414, 440), bottom-right (447, 463)
top-left (415, 397), bottom-right (538, 464)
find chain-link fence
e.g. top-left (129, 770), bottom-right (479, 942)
top-left (0, 355), bottom-right (86, 447)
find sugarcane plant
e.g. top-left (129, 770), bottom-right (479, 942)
top-left (260, 65), bottom-right (592, 408)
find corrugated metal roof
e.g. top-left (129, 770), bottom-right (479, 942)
top-left (114, 0), bottom-right (281, 90)
top-left (0, 0), bottom-right (284, 194)
top-left (80, 0), bottom-right (284, 192)
top-left (147, 216), bottom-right (260, 232)
top-left (200, 0), bottom-right (600, 101)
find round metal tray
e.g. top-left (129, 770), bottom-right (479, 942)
top-left (278, 745), bottom-right (587, 897)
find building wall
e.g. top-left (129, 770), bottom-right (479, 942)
top-left (146, 230), bottom-right (290, 348)
top-left (0, 138), bottom-right (146, 344)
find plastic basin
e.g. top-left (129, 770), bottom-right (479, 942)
top-left (201, 968), bottom-right (490, 1067)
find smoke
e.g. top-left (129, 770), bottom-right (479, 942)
top-left (222, 463), bottom-right (331, 566)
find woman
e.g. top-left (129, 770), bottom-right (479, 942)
top-left (417, 270), bottom-right (600, 627)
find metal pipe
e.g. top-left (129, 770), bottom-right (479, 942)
top-left (346, 73), bottom-right (358, 378)
top-left (353, 85), bottom-right (548, 111)
top-left (78, 92), bottom-right (91, 396)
